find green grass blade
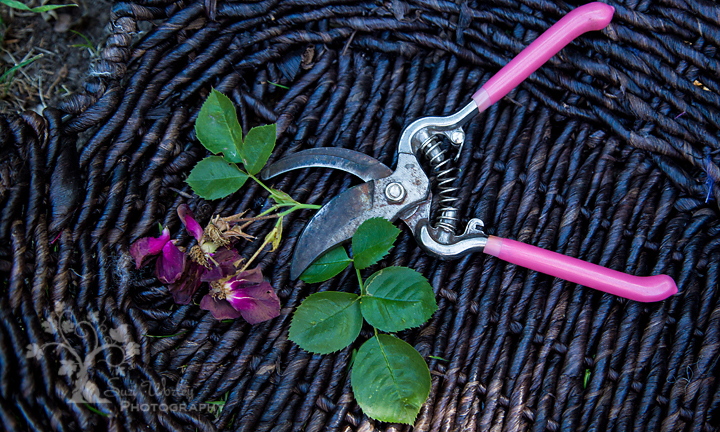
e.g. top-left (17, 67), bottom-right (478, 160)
top-left (0, 0), bottom-right (76, 12)
top-left (0, 53), bottom-right (43, 83)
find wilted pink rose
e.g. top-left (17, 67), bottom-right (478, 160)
top-left (200, 267), bottom-right (280, 323)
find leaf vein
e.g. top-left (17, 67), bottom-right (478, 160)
top-left (375, 336), bottom-right (413, 410)
top-left (295, 298), bottom-right (359, 339)
top-left (369, 298), bottom-right (422, 305)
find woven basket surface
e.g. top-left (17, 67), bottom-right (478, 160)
top-left (1, 0), bottom-right (719, 431)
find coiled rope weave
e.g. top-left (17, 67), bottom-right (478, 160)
top-left (0, 0), bottom-right (719, 430)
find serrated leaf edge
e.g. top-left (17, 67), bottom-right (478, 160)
top-left (240, 123), bottom-right (277, 175)
top-left (352, 217), bottom-right (401, 270)
top-left (352, 335), bottom-right (428, 425)
top-left (300, 246), bottom-right (353, 283)
top-left (375, 335), bottom-right (424, 424)
top-left (288, 292), bottom-right (361, 355)
top-left (361, 267), bottom-right (438, 333)
top-left (195, 90), bottom-right (244, 162)
top-left (186, 157), bottom-right (248, 199)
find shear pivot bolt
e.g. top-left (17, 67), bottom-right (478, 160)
top-left (385, 182), bottom-right (406, 203)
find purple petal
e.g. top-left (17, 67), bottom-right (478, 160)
top-left (199, 295), bottom-right (242, 320)
top-left (177, 204), bottom-right (204, 243)
top-left (226, 281), bottom-right (281, 324)
top-left (155, 241), bottom-right (186, 284)
top-left (201, 248), bottom-right (242, 282)
top-left (168, 262), bottom-right (204, 305)
top-left (226, 267), bottom-right (264, 290)
top-left (129, 228), bottom-right (170, 269)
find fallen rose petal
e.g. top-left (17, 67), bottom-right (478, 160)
top-left (226, 267), bottom-right (264, 288)
top-left (168, 262), bottom-right (204, 305)
top-left (155, 241), bottom-right (186, 284)
top-left (129, 228), bottom-right (171, 269)
top-left (201, 248), bottom-right (242, 282)
top-left (199, 295), bottom-right (242, 320)
top-left (226, 282), bottom-right (281, 324)
top-left (177, 204), bottom-right (204, 243)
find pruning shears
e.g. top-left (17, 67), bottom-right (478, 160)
top-left (262, 2), bottom-right (678, 302)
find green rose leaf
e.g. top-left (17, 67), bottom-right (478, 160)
top-left (300, 246), bottom-right (353, 284)
top-left (195, 89), bottom-right (244, 163)
top-left (351, 334), bottom-right (431, 425)
top-left (352, 217), bottom-right (401, 270)
top-left (289, 292), bottom-right (362, 354)
top-left (186, 156), bottom-right (248, 200)
top-left (240, 123), bottom-right (276, 175)
top-left (361, 267), bottom-right (437, 332)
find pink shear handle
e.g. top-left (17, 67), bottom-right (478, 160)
top-left (484, 236), bottom-right (678, 302)
top-left (472, 2), bottom-right (614, 112)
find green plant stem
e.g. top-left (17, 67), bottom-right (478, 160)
top-left (257, 207), bottom-right (277, 217)
top-left (275, 203), bottom-right (321, 209)
top-left (356, 268), bottom-right (365, 296)
top-left (249, 173), bottom-right (276, 195)
top-left (240, 234), bottom-right (273, 273)
top-left (248, 173), bottom-right (321, 213)
top-left (278, 203), bottom-right (321, 217)
top-left (256, 203), bottom-right (320, 220)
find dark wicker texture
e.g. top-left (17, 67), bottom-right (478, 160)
top-left (1, 0), bottom-right (719, 430)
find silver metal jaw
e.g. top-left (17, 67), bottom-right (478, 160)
top-left (415, 218), bottom-right (488, 260)
top-left (397, 101), bottom-right (489, 257)
top-left (397, 101), bottom-right (478, 155)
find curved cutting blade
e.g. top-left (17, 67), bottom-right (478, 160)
top-left (261, 147), bottom-right (392, 182)
top-left (291, 153), bottom-right (432, 279)
top-left (291, 182), bottom-right (376, 279)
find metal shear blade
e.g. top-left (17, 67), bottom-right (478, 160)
top-left (262, 149), bottom-right (431, 278)
top-left (262, 147), bottom-right (392, 182)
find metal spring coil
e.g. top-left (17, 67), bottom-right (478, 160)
top-left (419, 135), bottom-right (460, 233)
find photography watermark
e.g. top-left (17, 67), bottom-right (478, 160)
top-left (119, 401), bottom-right (221, 414)
top-left (104, 376), bottom-right (222, 414)
top-left (25, 306), bottom-right (222, 414)
top-left (26, 307), bottom-right (137, 405)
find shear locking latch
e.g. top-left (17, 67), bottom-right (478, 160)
top-left (415, 218), bottom-right (488, 260)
